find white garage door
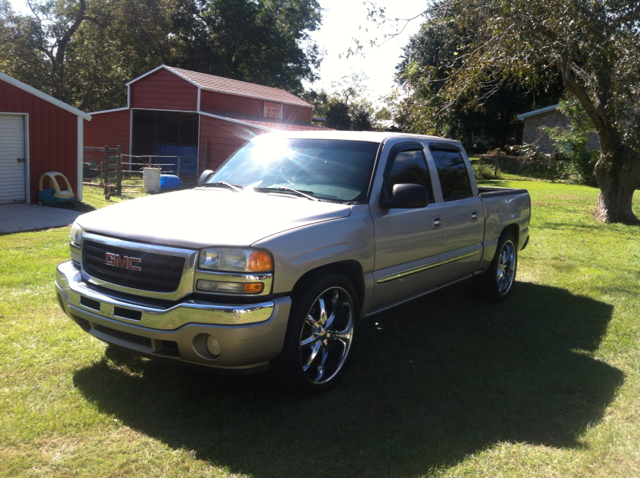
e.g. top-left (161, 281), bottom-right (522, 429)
top-left (0, 114), bottom-right (27, 204)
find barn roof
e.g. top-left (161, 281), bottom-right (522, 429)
top-left (0, 71), bottom-right (91, 121)
top-left (200, 111), bottom-right (331, 132)
top-left (128, 65), bottom-right (312, 108)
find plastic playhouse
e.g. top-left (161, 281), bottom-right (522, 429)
top-left (38, 172), bottom-right (75, 208)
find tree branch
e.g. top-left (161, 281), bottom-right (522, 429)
top-left (560, 50), bottom-right (608, 147)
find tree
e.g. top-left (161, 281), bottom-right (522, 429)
top-left (394, 4), bottom-right (562, 151)
top-left (393, 0), bottom-right (640, 224)
top-left (304, 73), bottom-right (378, 131)
top-left (0, 0), bottom-right (178, 110)
top-left (1, 0), bottom-right (94, 104)
top-left (0, 0), bottom-right (323, 110)
top-left (67, 0), bottom-right (178, 110)
top-left (172, 0), bottom-right (322, 94)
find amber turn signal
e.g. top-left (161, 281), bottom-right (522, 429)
top-left (247, 251), bottom-right (273, 272)
top-left (244, 283), bottom-right (265, 293)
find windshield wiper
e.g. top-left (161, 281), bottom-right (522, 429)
top-left (254, 187), bottom-right (318, 201)
top-left (201, 181), bottom-right (243, 192)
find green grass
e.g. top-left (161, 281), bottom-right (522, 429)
top-left (75, 182), bottom-right (148, 212)
top-left (1, 180), bottom-right (639, 477)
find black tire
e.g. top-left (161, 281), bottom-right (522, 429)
top-left (272, 273), bottom-right (358, 396)
top-left (474, 232), bottom-right (518, 302)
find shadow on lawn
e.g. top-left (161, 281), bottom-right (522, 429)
top-left (73, 282), bottom-right (623, 477)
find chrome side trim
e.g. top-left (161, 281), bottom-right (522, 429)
top-left (377, 260), bottom-right (443, 283)
top-left (443, 249), bottom-right (481, 265)
top-left (366, 274), bottom-right (473, 317)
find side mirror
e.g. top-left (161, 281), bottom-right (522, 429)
top-left (380, 183), bottom-right (429, 209)
top-left (198, 169), bottom-right (214, 186)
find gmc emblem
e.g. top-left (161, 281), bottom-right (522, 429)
top-left (105, 252), bottom-right (142, 271)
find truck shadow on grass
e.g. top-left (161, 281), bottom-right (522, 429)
top-left (73, 282), bottom-right (623, 477)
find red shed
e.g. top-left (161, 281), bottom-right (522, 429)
top-left (0, 71), bottom-right (91, 204)
top-left (84, 65), bottom-right (326, 174)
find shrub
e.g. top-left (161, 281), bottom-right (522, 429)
top-left (543, 98), bottom-right (599, 186)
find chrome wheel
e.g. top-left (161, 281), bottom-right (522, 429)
top-left (299, 287), bottom-right (354, 385)
top-left (496, 239), bottom-right (516, 296)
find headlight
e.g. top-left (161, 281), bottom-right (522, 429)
top-left (70, 222), bottom-right (84, 245)
top-left (199, 248), bottom-right (273, 273)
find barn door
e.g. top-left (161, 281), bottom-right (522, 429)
top-left (0, 114), bottom-right (27, 204)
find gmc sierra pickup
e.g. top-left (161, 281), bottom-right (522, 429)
top-left (56, 131), bottom-right (530, 395)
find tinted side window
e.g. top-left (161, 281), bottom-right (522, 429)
top-left (386, 149), bottom-right (434, 202)
top-left (431, 147), bottom-right (473, 201)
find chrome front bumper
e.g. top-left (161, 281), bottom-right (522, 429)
top-left (55, 261), bottom-right (291, 372)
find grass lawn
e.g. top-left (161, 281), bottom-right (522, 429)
top-left (1, 180), bottom-right (639, 477)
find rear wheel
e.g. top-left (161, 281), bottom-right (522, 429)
top-left (273, 273), bottom-right (358, 396)
top-left (475, 232), bottom-right (518, 302)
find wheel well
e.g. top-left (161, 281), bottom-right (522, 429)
top-left (502, 224), bottom-right (519, 244)
top-left (291, 261), bottom-right (365, 312)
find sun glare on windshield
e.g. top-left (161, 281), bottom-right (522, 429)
top-left (251, 136), bottom-right (294, 164)
top-left (209, 137), bottom-right (380, 202)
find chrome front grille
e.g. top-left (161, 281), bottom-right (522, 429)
top-left (79, 233), bottom-right (198, 299)
top-left (83, 240), bottom-right (186, 292)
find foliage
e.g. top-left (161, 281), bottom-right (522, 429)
top-left (544, 98), bottom-right (599, 186)
top-left (394, 7), bottom-right (562, 150)
top-left (304, 74), bottom-right (378, 131)
top-left (0, 0), bottom-right (323, 110)
top-left (68, 0), bottom-right (179, 111)
top-left (472, 160), bottom-right (499, 180)
top-left (390, 0), bottom-right (640, 224)
top-left (172, 0), bottom-right (322, 94)
top-left (2, 180), bottom-right (640, 476)
top-left (0, 0), bottom-right (184, 110)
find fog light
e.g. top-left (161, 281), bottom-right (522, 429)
top-left (197, 279), bottom-right (264, 294)
top-left (206, 335), bottom-right (221, 357)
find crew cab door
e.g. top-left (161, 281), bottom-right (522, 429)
top-left (428, 145), bottom-right (484, 282)
top-left (370, 143), bottom-right (446, 309)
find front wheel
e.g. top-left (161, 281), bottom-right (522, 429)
top-left (474, 232), bottom-right (518, 302)
top-left (272, 273), bottom-right (358, 396)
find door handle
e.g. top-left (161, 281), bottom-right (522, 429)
top-left (432, 216), bottom-right (443, 229)
top-left (471, 212), bottom-right (478, 222)
top-left (16, 158), bottom-right (25, 163)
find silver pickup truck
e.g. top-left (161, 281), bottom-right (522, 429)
top-left (56, 131), bottom-right (530, 395)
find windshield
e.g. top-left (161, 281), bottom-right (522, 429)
top-left (206, 137), bottom-right (380, 202)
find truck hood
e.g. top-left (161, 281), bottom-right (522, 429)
top-left (77, 189), bottom-right (353, 249)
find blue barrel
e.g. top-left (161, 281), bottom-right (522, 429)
top-left (160, 174), bottom-right (182, 191)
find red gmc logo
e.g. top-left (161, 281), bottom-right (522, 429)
top-left (105, 252), bottom-right (142, 271)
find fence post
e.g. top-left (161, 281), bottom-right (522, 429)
top-left (102, 145), bottom-right (110, 199)
top-left (102, 145), bottom-right (122, 199)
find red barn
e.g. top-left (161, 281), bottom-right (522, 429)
top-left (0, 71), bottom-right (91, 204)
top-left (85, 65), bottom-right (326, 174)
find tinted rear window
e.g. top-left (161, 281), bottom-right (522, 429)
top-left (430, 147), bottom-right (473, 201)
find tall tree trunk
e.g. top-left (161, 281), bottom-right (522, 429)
top-left (594, 152), bottom-right (640, 224)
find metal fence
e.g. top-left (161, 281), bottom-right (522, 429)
top-left (122, 154), bottom-right (204, 177)
top-left (83, 147), bottom-right (206, 194)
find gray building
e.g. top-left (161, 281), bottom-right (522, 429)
top-left (517, 104), bottom-right (600, 154)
